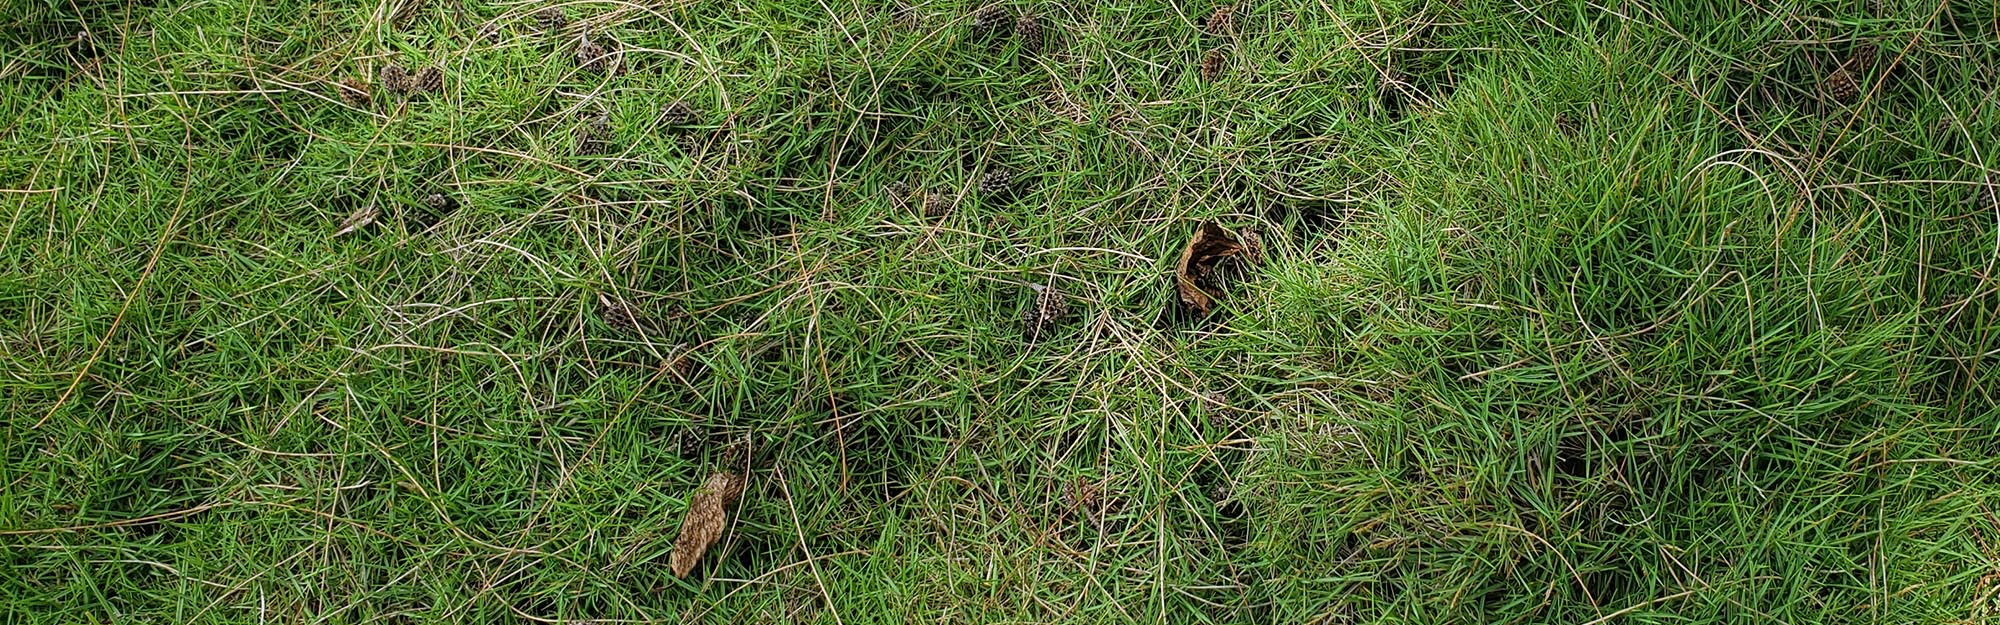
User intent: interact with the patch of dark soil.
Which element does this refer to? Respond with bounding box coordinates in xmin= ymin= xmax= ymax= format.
xmin=829 ymin=411 xmax=939 ymax=504
xmin=403 ymin=191 xmax=454 ymax=233
xmin=1263 ymin=199 xmax=1344 ymax=246
xmin=1375 ymin=19 xmax=1462 ymax=122
xmin=1195 ymin=464 xmax=1250 ymax=551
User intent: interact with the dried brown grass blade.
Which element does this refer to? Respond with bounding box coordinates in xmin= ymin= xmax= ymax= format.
xmin=333 ymin=202 xmax=379 ymax=237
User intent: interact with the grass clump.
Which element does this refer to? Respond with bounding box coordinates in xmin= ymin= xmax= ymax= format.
xmin=2 ymin=0 xmax=1996 ymax=623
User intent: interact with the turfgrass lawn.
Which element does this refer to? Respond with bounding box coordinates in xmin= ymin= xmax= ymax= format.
xmin=4 ymin=0 xmax=1999 ymax=622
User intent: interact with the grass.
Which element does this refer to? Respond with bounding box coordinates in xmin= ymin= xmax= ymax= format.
xmin=3 ymin=0 xmax=1998 ymax=622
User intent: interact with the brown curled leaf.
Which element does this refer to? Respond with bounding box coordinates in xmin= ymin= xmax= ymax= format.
xmin=1175 ymin=221 xmax=1243 ymax=315
xmin=670 ymin=472 xmax=746 ymax=578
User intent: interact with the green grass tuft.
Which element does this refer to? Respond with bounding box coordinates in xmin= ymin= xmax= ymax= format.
xmin=3 ymin=0 xmax=1997 ymax=622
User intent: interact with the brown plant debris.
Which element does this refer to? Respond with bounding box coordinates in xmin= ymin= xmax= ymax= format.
xmin=923 ymin=192 xmax=952 ymax=218
xmin=1823 ymin=48 xmax=1875 ymax=104
xmin=411 ymin=65 xmax=442 ymax=93
xmin=1200 ymin=48 xmax=1226 ymax=81
xmin=670 ymin=472 xmax=747 ymax=578
xmin=974 ymin=5 xmax=1011 ymax=34
xmin=1824 ymin=67 xmax=1858 ymax=103
xmin=379 ymin=64 xmax=413 ymax=93
xmin=978 ymin=167 xmax=1014 ymax=195
xmin=1240 ymin=227 xmax=1265 ymax=265
xmin=577 ymin=34 xmax=615 ymax=73
xmin=576 ymin=112 xmax=611 ymax=155
xmin=1022 ymin=283 xmax=1069 ymax=340
xmin=537 ymin=7 xmax=569 ymax=32
xmin=333 ymin=202 xmax=380 ymax=237
xmin=1976 ymin=571 xmax=2000 ymax=621
xmin=1014 ymin=13 xmax=1043 ymax=52
xmin=598 ymin=292 xmax=643 ymax=332
xmin=715 ymin=436 xmax=751 ymax=470
xmin=1204 ymin=5 xmax=1236 ymax=36
xmin=885 ymin=181 xmax=915 ymax=209
xmin=68 ymin=30 xmax=96 ymax=61
xmin=336 ymin=78 xmax=371 ymax=107
xmin=891 ymin=2 xmax=919 ymax=27
xmin=1175 ymin=221 xmax=1244 ymax=315
xmin=1062 ymin=477 xmax=1102 ymax=513
xmin=660 ymin=100 xmax=696 ymax=127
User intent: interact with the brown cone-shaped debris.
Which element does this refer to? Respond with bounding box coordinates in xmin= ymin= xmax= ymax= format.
xmin=923 ymin=193 xmax=952 ymax=218
xmin=670 ymin=472 xmax=746 ymax=578
xmin=885 ymin=181 xmax=914 ymax=209
xmin=1204 ymin=5 xmax=1235 ymax=36
xmin=577 ymin=34 xmax=615 ymax=73
xmin=380 ymin=64 xmax=413 ymax=93
xmin=974 ymin=5 xmax=1011 ymax=32
xmin=538 ymin=7 xmax=569 ymax=31
xmin=1014 ymin=14 xmax=1043 ymax=52
xmin=1823 ymin=46 xmax=1879 ymax=104
xmin=576 ymin=112 xmax=611 ymax=156
xmin=1200 ymin=49 xmax=1226 ymax=81
xmin=661 ymin=100 xmax=696 ymax=126
xmin=337 ymin=78 xmax=371 ymax=107
xmin=411 ymin=66 xmax=442 ymax=93
xmin=1240 ymin=227 xmax=1265 ymax=266
xmin=978 ymin=168 xmax=1013 ymax=195
xmin=598 ymin=291 xmax=643 ymax=332
xmin=1022 ymin=283 xmax=1069 ymax=340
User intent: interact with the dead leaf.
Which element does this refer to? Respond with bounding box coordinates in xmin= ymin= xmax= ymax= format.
xmin=670 ymin=472 xmax=745 ymax=578
xmin=333 ymin=202 xmax=379 ymax=237
xmin=1175 ymin=221 xmax=1243 ymax=315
